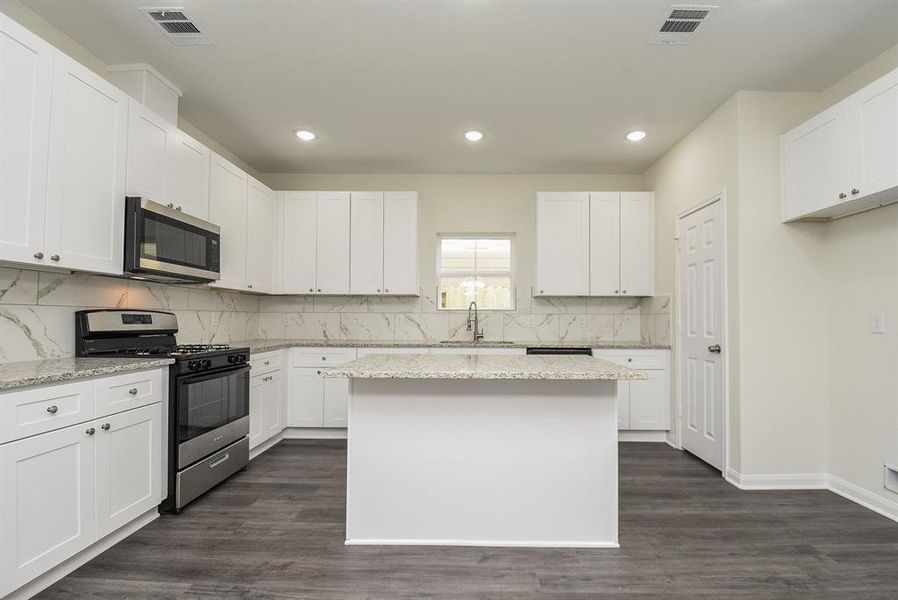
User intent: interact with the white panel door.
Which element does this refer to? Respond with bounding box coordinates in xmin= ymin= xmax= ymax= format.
xmin=248 ymin=374 xmax=265 ymax=449
xmin=383 ymin=192 xmax=418 ymax=295
xmin=848 ymin=69 xmax=898 ymax=200
xmin=628 ymin=371 xmax=669 ymax=430
xmin=125 ymin=99 xmax=176 ymax=202
xmin=209 ymin=152 xmax=248 ymax=290
xmin=588 ymin=192 xmax=620 ymax=295
xmin=678 ymin=200 xmax=724 ymax=470
xmin=781 ymin=102 xmax=850 ymax=221
xmin=281 ymin=192 xmax=318 ymax=294
xmin=323 ymin=376 xmax=350 ymax=428
xmin=167 ymin=129 xmax=210 ymax=219
xmin=95 ymin=403 xmax=161 ymax=538
xmin=288 ymin=367 xmax=324 ymax=427
xmin=619 ymin=192 xmax=654 ymax=296
xmin=535 ymin=192 xmax=590 ymax=296
xmin=45 ymin=52 xmax=129 ymax=275
xmin=350 ymin=192 xmax=384 ymax=295
xmin=0 ymin=13 xmax=53 ymax=266
xmin=316 ymin=192 xmax=351 ymax=294
xmin=263 ymin=371 xmax=284 ymax=438
xmin=246 ymin=177 xmax=275 ymax=293
xmin=0 ymin=423 xmax=95 ymax=597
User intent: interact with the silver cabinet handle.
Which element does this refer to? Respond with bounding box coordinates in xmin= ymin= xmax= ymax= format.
xmin=176 ymin=206 xmax=182 ymax=211
xmin=377 ymin=289 xmax=381 ymax=293
xmin=167 ymin=203 xmax=175 ymax=208
xmin=46 ymin=405 xmax=58 ymax=414
xmin=627 ymin=358 xmax=632 ymax=363
xmin=128 ymin=388 xmax=138 ymax=395
xmin=839 ymin=193 xmax=847 ymax=199
xmin=708 ymin=344 xmax=722 ymax=354
xmin=384 ymin=289 xmax=389 ymax=293
xmin=263 ymin=361 xmax=270 ymax=365
xmin=247 ymin=284 xmax=253 ymax=289
xmin=317 ymin=288 xmax=322 ymax=293
xmin=317 ymin=370 xmax=322 ymax=375
xmin=101 ymin=423 xmax=111 ymax=431
xmin=33 ymin=251 xmax=44 ymax=259
xmin=50 ymin=254 xmax=60 ymax=262
xmin=321 ymin=356 xmax=327 ymax=361
xmin=209 ymin=453 xmax=230 ymax=469
xmin=85 ymin=427 xmax=96 ymax=436
xmin=851 ymin=188 xmax=860 ymax=195
xmin=622 ymin=290 xmax=627 ymax=294
xmin=540 ymin=289 xmax=544 ymax=294
xmin=614 ymin=290 xmax=619 ymax=294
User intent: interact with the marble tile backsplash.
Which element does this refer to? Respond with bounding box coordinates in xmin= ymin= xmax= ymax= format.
xmin=0 ymin=267 xmax=258 ymax=363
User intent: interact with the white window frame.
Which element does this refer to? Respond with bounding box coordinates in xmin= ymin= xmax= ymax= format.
xmin=435 ymin=233 xmax=517 ymax=311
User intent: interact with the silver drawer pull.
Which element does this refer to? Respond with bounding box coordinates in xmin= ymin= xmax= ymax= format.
xmin=101 ymin=423 xmax=111 ymax=431
xmin=322 ymin=356 xmax=327 ymax=361
xmin=263 ymin=361 xmax=270 ymax=365
xmin=85 ymin=427 xmax=96 ymax=436
xmin=46 ymin=405 xmax=59 ymax=414
xmin=128 ymin=388 xmax=138 ymax=395
xmin=50 ymin=254 xmax=60 ymax=262
xmin=209 ymin=454 xmax=230 ymax=469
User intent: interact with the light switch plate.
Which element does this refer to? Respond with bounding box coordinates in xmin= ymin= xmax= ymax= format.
xmin=871 ymin=311 xmax=886 ymax=334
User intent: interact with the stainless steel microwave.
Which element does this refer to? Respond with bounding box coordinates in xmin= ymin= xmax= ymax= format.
xmin=124 ymin=197 xmax=221 ymax=283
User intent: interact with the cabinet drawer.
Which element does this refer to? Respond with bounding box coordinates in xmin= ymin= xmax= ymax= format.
xmin=250 ymin=351 xmax=281 ymax=374
xmin=592 ymin=349 xmax=669 ymax=370
xmin=0 ymin=380 xmax=96 ymax=444
xmin=95 ymin=369 xmax=163 ymax=417
xmin=291 ymin=348 xmax=357 ymax=367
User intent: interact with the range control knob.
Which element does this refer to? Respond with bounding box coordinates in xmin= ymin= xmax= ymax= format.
xmin=228 ymin=355 xmax=237 ymax=364
xmin=188 ymin=360 xmax=198 ymax=370
xmin=202 ymin=359 xmax=212 ymax=369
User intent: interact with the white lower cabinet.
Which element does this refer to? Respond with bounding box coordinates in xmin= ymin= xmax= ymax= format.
xmin=0 ymin=371 xmax=164 ymax=598
xmin=592 ymin=349 xmax=670 ymax=431
xmin=249 ymin=370 xmax=284 ymax=450
xmin=287 ymin=348 xmax=357 ymax=428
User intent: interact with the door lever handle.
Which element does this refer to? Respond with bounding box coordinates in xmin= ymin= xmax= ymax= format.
xmin=708 ymin=344 xmax=722 ymax=354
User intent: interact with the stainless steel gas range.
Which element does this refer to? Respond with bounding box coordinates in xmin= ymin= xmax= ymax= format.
xmin=76 ymin=309 xmax=250 ymax=513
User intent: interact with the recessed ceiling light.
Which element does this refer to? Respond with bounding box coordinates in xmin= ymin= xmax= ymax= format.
xmin=626 ymin=130 xmax=647 ymax=142
xmin=464 ymin=130 xmax=484 ymax=142
xmin=295 ymin=129 xmax=316 ymax=141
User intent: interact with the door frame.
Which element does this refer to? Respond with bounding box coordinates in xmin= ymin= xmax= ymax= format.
xmin=673 ymin=192 xmax=730 ymax=477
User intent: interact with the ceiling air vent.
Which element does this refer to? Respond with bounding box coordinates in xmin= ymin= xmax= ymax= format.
xmin=140 ymin=7 xmax=214 ymax=46
xmin=650 ymin=5 xmax=717 ymax=45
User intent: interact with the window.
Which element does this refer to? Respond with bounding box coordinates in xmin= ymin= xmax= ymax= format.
xmin=437 ymin=235 xmax=515 ymax=310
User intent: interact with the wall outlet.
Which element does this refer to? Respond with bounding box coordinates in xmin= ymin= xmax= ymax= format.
xmin=885 ymin=464 xmax=898 ymax=494
xmin=871 ymin=311 xmax=886 ymax=334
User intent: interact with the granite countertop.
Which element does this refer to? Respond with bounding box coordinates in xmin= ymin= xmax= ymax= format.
xmin=324 ymin=353 xmax=647 ymax=380
xmin=0 ymin=357 xmax=175 ymax=391
xmin=233 ymin=339 xmax=670 ymax=354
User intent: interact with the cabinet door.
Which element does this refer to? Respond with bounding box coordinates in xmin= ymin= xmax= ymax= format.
xmin=45 ymin=52 xmax=129 ymax=275
xmin=168 ymin=129 xmax=210 ymax=220
xmin=246 ymin=177 xmax=275 ymax=293
xmin=781 ymin=102 xmax=851 ymax=221
xmin=350 ymin=192 xmax=384 ymax=294
xmin=288 ymin=367 xmax=324 ymax=427
xmin=848 ymin=69 xmax=898 ymax=200
xmin=248 ymin=374 xmax=265 ymax=449
xmin=209 ymin=152 xmax=248 ymax=290
xmin=262 ymin=371 xmax=284 ymax=439
xmin=0 ymin=423 xmax=95 ymax=596
xmin=535 ymin=192 xmax=590 ymax=296
xmin=0 ymin=13 xmax=53 ymax=266
xmin=95 ymin=403 xmax=161 ymax=538
xmin=619 ymin=192 xmax=653 ymax=296
xmin=323 ymin=376 xmax=349 ymax=428
xmin=588 ymin=192 xmax=620 ymax=295
xmin=383 ymin=192 xmax=418 ymax=295
xmin=628 ymin=370 xmax=670 ymax=430
xmin=125 ymin=99 xmax=176 ymax=202
xmin=616 ymin=381 xmax=630 ymax=429
xmin=316 ymin=192 xmax=351 ymax=294
xmin=281 ymin=192 xmax=318 ymax=294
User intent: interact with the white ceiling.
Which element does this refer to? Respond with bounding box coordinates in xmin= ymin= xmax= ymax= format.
xmin=21 ymin=0 xmax=898 ymax=174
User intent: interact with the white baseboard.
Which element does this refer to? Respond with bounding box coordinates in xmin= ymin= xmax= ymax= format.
xmin=828 ymin=474 xmax=898 ymax=523
xmin=283 ymin=427 xmax=347 ymax=440
xmin=249 ymin=431 xmax=284 ymax=460
xmin=619 ymin=430 xmax=669 ymax=442
xmin=6 ymin=509 xmax=158 ymax=600
xmin=345 ymin=538 xmax=619 ymax=548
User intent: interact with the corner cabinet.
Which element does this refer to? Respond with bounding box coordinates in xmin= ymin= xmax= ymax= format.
xmin=245 ymin=177 xmax=276 ymax=293
xmin=782 ymin=66 xmax=898 ymax=221
xmin=536 ymin=191 xmax=654 ymax=297
xmin=592 ymin=349 xmax=670 ymax=431
xmin=287 ymin=348 xmax=356 ymax=428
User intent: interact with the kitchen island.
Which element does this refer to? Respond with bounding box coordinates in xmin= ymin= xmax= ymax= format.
xmin=326 ymin=353 xmax=645 ymax=548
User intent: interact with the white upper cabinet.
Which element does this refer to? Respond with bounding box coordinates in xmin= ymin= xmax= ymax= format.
xmin=383 ymin=191 xmax=418 ymax=295
xmin=350 ymin=192 xmax=385 ymax=295
xmin=619 ymin=192 xmax=654 ymax=296
xmin=167 ymin=129 xmax=210 ymax=220
xmin=280 ymin=192 xmax=318 ymax=294
xmin=588 ymin=192 xmax=621 ymax=295
xmin=782 ymin=66 xmax=898 ymax=221
xmin=0 ymin=14 xmax=53 ymax=267
xmin=125 ymin=99 xmax=176 ymax=202
xmin=246 ymin=176 xmax=275 ymax=293
xmin=209 ymin=152 xmax=248 ymax=290
xmin=45 ymin=52 xmax=129 ymax=275
xmin=535 ymin=192 xmax=590 ymax=296
xmin=316 ymin=192 xmax=351 ymax=294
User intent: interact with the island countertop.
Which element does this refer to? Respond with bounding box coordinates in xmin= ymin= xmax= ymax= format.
xmin=324 ymin=353 xmax=647 ymax=380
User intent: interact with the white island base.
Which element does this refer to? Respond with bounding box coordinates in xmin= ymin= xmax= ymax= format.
xmin=345 ymin=378 xmax=619 ymax=548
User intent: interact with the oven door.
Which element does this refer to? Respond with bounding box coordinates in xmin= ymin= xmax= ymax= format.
xmin=176 ymin=365 xmax=250 ymax=469
xmin=125 ymin=197 xmax=221 ymax=282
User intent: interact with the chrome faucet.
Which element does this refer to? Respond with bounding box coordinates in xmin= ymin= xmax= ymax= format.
xmin=466 ymin=301 xmax=484 ymax=342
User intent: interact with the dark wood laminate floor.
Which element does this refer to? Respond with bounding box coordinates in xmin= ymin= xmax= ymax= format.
xmin=37 ymin=441 xmax=898 ymax=599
